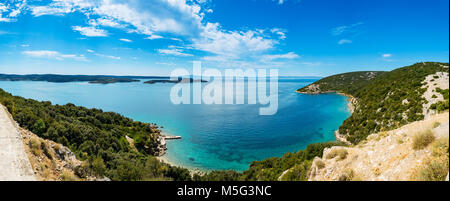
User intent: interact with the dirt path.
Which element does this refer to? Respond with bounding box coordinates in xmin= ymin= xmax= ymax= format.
xmin=0 ymin=105 xmax=36 ymax=181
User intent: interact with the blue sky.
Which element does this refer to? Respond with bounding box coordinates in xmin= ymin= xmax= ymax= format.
xmin=0 ymin=0 xmax=448 ymax=76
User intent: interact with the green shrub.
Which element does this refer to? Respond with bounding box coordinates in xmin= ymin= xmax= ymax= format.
xmin=281 ymin=162 xmax=311 ymax=181
xmin=90 ymin=156 xmax=107 ymax=176
xmin=432 ymin=122 xmax=441 ymax=128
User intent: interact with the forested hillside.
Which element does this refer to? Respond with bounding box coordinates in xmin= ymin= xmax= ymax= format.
xmin=298 ymin=62 xmax=450 ymax=144
xmin=0 ymin=89 xmax=191 ymax=181
xmin=297 ymin=71 xmax=385 ymax=95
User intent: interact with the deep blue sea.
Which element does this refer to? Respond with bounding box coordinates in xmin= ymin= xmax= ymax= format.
xmin=0 ymin=78 xmax=350 ymax=171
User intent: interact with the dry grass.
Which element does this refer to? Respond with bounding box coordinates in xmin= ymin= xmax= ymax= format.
xmin=412 ymin=129 xmax=436 ymax=150
xmin=432 ymin=138 xmax=449 ymax=157
xmin=40 ymin=140 xmax=53 ymax=159
xmin=315 ymin=159 xmax=325 ymax=169
xmin=337 ymin=149 xmax=348 ymax=161
xmin=326 ymin=148 xmax=349 ymax=161
xmin=29 ymin=137 xmax=42 ymax=156
xmin=338 ymin=169 xmax=355 ymax=181
xmin=378 ymin=131 xmax=389 ymax=139
xmin=412 ymin=156 xmax=449 ymax=181
xmin=61 ymin=170 xmax=79 ymax=181
xmin=21 ymin=128 xmax=85 ymax=181
xmin=412 ymin=138 xmax=449 ymax=181
xmin=432 ymin=122 xmax=441 ymax=128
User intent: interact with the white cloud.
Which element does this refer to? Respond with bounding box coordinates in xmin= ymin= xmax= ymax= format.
xmin=193 ymin=23 xmax=276 ymax=60
xmin=273 ymin=0 xmax=301 ymax=5
xmin=119 ymin=38 xmax=132 ymax=42
xmin=101 ymin=55 xmax=120 ymax=60
xmin=95 ymin=53 xmax=121 ymax=60
xmin=0 ymin=2 xmax=13 ymax=22
xmin=30 ymin=0 xmax=93 ymax=17
xmin=22 ymin=50 xmax=87 ymax=61
xmin=92 ymin=0 xmax=204 ymax=37
xmin=261 ymin=52 xmax=299 ymax=61
xmin=170 ymin=37 xmax=182 ymax=42
xmin=158 ymin=49 xmax=192 ymax=57
xmin=13 ymin=0 xmax=289 ymax=65
xmin=381 ymin=54 xmax=393 ymax=62
xmin=331 ymin=22 xmax=364 ymax=36
xmin=72 ymin=26 xmax=108 ymax=37
xmin=271 ymin=28 xmax=287 ymax=40
xmin=338 ymin=39 xmax=352 ymax=45
xmin=89 ymin=17 xmax=125 ymax=28
xmin=145 ymin=35 xmax=164 ymax=40
xmin=86 ymin=49 xmax=121 ymax=60
xmin=158 ymin=48 xmax=192 ymax=57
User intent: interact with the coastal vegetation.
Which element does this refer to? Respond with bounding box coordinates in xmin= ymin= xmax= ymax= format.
xmin=194 ymin=141 xmax=346 ymax=181
xmin=0 ymin=88 xmax=190 ymax=181
xmin=297 ymin=71 xmax=385 ymax=95
xmin=298 ymin=62 xmax=449 ymax=144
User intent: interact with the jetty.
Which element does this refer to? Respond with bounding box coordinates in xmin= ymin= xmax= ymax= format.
xmin=163 ymin=135 xmax=182 ymax=140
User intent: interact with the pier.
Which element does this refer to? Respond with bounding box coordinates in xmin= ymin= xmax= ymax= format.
xmin=163 ymin=135 xmax=182 ymax=140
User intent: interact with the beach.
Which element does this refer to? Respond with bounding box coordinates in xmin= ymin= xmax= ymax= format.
xmin=157 ymin=154 xmax=207 ymax=176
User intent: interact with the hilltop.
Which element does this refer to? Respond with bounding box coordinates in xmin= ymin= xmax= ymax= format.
xmin=298 ymin=62 xmax=449 ymax=144
xmin=297 ymin=71 xmax=385 ymax=95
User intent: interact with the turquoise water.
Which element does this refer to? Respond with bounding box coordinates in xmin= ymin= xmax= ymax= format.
xmin=0 ymin=78 xmax=350 ymax=171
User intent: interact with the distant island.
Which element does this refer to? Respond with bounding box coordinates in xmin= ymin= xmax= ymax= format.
xmin=0 ymin=74 xmax=211 ymax=85
xmin=0 ymin=74 xmax=170 ymax=84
